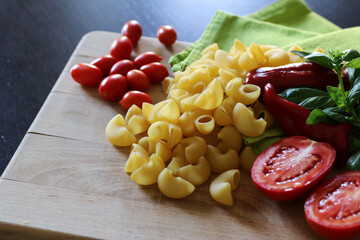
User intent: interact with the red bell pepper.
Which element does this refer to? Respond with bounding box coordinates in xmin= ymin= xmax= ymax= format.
xmin=245 ymin=62 xmax=339 ymax=94
xmin=263 ymin=83 xmax=351 ymax=167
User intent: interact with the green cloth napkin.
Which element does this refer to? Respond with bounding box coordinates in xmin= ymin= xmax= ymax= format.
xmin=169 ymin=0 xmax=352 ymax=72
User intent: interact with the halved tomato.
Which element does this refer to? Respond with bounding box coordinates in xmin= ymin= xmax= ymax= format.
xmin=251 ymin=136 xmax=335 ymax=202
xmin=304 ymin=171 xmax=360 ymax=240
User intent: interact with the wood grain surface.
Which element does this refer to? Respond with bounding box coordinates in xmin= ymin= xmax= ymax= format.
xmin=0 ymin=31 xmax=324 ymax=240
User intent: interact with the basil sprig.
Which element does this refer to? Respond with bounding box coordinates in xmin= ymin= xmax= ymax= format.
xmin=281 ymin=49 xmax=360 ymax=170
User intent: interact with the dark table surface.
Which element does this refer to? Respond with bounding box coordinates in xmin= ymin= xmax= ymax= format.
xmin=1 ymin=0 xmax=360 ymax=174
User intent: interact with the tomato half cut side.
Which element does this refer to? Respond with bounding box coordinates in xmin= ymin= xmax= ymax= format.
xmin=305 ymin=171 xmax=360 ymax=240
xmin=251 ymin=136 xmax=335 ymax=202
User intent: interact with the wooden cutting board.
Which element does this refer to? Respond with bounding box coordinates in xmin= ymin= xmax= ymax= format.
xmin=0 ymin=31 xmax=321 ymax=240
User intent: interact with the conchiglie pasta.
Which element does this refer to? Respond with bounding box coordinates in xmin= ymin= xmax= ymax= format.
xmin=252 ymin=101 xmax=275 ymax=129
xmin=201 ymin=43 xmax=219 ymax=60
xmin=217 ymin=126 xmax=242 ymax=153
xmin=125 ymin=105 xmax=150 ymax=135
xmin=142 ymin=99 xmax=180 ymax=124
xmin=264 ymin=48 xmax=290 ymax=67
xmin=194 ymin=78 xmax=223 ymax=110
xmin=206 ymin=145 xmax=240 ymax=174
xmin=176 ymin=156 xmax=211 ymax=186
xmin=239 ymin=146 xmax=258 ymax=173
xmin=105 ymin=114 xmax=136 ymax=147
xmin=180 ymin=136 xmax=207 ymax=164
xmin=210 ymin=169 xmax=240 ymax=206
xmin=130 ymin=154 xmax=165 ymax=185
xmin=158 ymin=168 xmax=195 ymax=199
xmin=229 ymin=39 xmax=247 ymax=56
xmin=147 ymin=121 xmax=182 ymax=149
xmin=232 ymin=102 xmax=267 ymax=137
xmin=137 ymin=136 xmax=171 ymax=162
xmin=125 ymin=144 xmax=149 ymax=173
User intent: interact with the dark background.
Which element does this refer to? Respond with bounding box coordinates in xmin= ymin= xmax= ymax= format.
xmin=1 ymin=0 xmax=359 ymax=174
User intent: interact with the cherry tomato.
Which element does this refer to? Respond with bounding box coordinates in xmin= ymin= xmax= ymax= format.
xmin=110 ymin=59 xmax=134 ymax=76
xmin=251 ymin=136 xmax=335 ymax=202
xmin=110 ymin=36 xmax=133 ymax=60
xmin=121 ymin=20 xmax=142 ymax=46
xmin=133 ymin=51 xmax=163 ymax=69
xmin=70 ymin=63 xmax=103 ymax=87
xmin=98 ymin=74 xmax=127 ymax=101
xmin=119 ymin=90 xmax=152 ymax=111
xmin=90 ymin=55 xmax=118 ymax=77
xmin=126 ymin=69 xmax=150 ymax=91
xmin=157 ymin=25 xmax=177 ymax=46
xmin=140 ymin=62 xmax=169 ymax=83
xmin=305 ymin=171 xmax=360 ymax=240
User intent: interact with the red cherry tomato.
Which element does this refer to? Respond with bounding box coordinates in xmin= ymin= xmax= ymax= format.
xmin=133 ymin=51 xmax=163 ymax=69
xmin=90 ymin=55 xmax=118 ymax=77
xmin=305 ymin=171 xmax=360 ymax=240
xmin=110 ymin=36 xmax=133 ymax=60
xmin=98 ymin=74 xmax=127 ymax=101
xmin=126 ymin=69 xmax=150 ymax=91
xmin=140 ymin=62 xmax=169 ymax=83
xmin=119 ymin=90 xmax=152 ymax=111
xmin=70 ymin=63 xmax=103 ymax=87
xmin=157 ymin=25 xmax=177 ymax=46
xmin=121 ymin=20 xmax=142 ymax=46
xmin=110 ymin=59 xmax=134 ymax=76
xmin=251 ymin=136 xmax=335 ymax=202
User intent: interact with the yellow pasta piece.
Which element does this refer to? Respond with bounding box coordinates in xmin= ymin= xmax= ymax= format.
xmin=138 ymin=136 xmax=171 ymax=162
xmin=130 ymin=154 xmax=165 ymax=185
xmin=194 ymin=78 xmax=223 ymax=110
xmin=177 ymin=68 xmax=211 ymax=93
xmin=206 ymin=145 xmax=240 ymax=174
xmin=168 ymin=89 xmax=190 ymax=107
xmin=163 ymin=77 xmax=176 ymax=94
xmin=167 ymin=144 xmax=188 ymax=173
xmin=229 ymin=39 xmax=247 ymax=56
xmin=157 ymin=168 xmax=195 ymax=199
xmin=264 ymin=48 xmax=290 ymax=67
xmin=232 ymin=103 xmax=267 ymax=137
xmin=235 ymin=84 xmax=261 ymax=105
xmin=125 ymin=144 xmax=149 ymax=173
xmin=201 ymin=43 xmax=220 ymax=57
xmin=209 ymin=169 xmax=240 ymax=206
xmin=147 ymin=121 xmax=182 ymax=149
xmin=201 ymin=59 xmax=220 ymax=77
xmin=174 ymin=71 xmax=187 ymax=83
xmin=238 ymin=42 xmax=265 ymax=74
xmin=194 ymin=115 xmax=215 ymax=135
xmin=179 ymin=93 xmax=201 ymax=113
xmin=214 ymin=49 xmax=240 ymax=69
xmin=239 ymin=146 xmax=258 ymax=173
xmin=177 ymin=112 xmax=197 ymax=137
xmin=252 ymin=101 xmax=275 ymax=129
xmin=288 ymin=44 xmax=304 ymax=63
xmin=176 ymin=156 xmax=211 ymax=186
xmin=225 ymin=77 xmax=243 ymax=98
xmin=142 ymin=99 xmax=180 ymax=124
xmin=218 ymin=68 xmax=236 ymax=90
xmin=125 ymin=105 xmax=150 ymax=135
xmin=194 ymin=124 xmax=221 ymax=146
xmin=180 ymin=136 xmax=207 ymax=164
xmin=217 ymin=126 xmax=242 ymax=153
xmin=260 ymin=44 xmax=278 ymax=53
xmin=213 ymin=96 xmax=237 ymax=126
xmin=105 ymin=114 xmax=136 ymax=147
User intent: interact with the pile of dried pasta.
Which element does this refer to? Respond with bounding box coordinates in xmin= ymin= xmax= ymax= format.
xmin=105 ymin=39 xmax=323 ymax=206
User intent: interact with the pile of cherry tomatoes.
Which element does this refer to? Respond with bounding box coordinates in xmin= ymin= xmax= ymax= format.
xmin=70 ymin=20 xmax=177 ymax=110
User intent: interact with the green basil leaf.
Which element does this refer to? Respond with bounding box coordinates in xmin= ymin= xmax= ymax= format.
xmin=342 ymin=49 xmax=360 ymax=61
xmin=348 ymin=81 xmax=360 ymax=108
xmin=346 ymin=57 xmax=360 ymax=68
xmin=304 ymin=52 xmax=334 ymax=69
xmin=345 ymin=151 xmax=360 ymax=171
xmin=327 ymin=86 xmax=346 ymax=107
xmin=323 ymin=107 xmax=348 ymax=123
xmin=306 ymin=109 xmax=332 ymax=124
xmin=290 ymin=50 xmax=311 ymax=58
xmin=299 ymin=96 xmax=333 ymax=110
xmin=242 ymin=125 xmax=284 ymax=146
xmin=280 ymin=87 xmax=330 ymax=103
xmin=346 ymin=68 xmax=360 ymax=87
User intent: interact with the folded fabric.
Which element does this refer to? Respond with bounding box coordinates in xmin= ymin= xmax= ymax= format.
xmin=169 ymin=0 xmax=343 ymax=72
